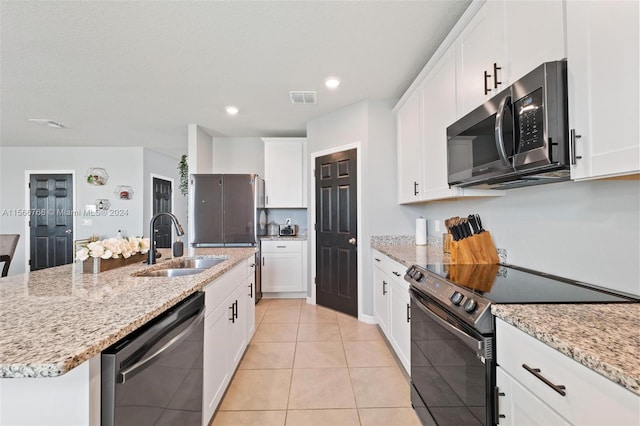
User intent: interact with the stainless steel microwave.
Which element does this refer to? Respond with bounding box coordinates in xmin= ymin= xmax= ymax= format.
xmin=447 ymin=60 xmax=570 ymax=189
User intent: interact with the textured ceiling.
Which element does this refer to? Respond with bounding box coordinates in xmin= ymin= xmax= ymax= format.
xmin=1 ymin=1 xmax=470 ymax=159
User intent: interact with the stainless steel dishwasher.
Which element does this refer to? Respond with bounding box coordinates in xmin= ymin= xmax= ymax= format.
xmin=101 ymin=291 xmax=205 ymax=426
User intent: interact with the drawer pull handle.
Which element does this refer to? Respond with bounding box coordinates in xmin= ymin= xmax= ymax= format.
xmin=374 ymin=258 xmax=381 ymax=262
xmin=276 ymin=245 xmax=286 ymax=248
xmin=522 ymin=364 xmax=566 ymax=396
xmin=392 ymin=271 xmax=402 ymax=277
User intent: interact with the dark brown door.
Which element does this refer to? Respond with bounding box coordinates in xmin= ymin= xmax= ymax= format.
xmin=315 ymin=149 xmax=358 ymax=317
xmin=153 ymin=177 xmax=173 ymax=248
xmin=29 ymin=174 xmax=73 ymax=270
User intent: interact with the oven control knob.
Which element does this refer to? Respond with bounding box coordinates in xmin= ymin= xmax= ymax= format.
xmin=412 ymin=270 xmax=423 ymax=281
xmin=450 ymin=291 xmax=464 ymax=305
xmin=463 ymin=298 xmax=477 ymax=313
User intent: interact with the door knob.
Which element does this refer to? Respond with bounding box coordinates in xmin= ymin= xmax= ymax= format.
xmin=65 ymin=229 xmax=72 ymax=234
xmin=348 ymin=237 xmax=357 ymax=245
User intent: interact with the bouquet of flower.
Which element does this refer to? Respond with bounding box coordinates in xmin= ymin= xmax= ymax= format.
xmin=76 ymin=237 xmax=150 ymax=261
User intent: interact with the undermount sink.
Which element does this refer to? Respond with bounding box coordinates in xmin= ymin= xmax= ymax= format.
xmin=137 ymin=268 xmax=206 ymax=278
xmin=172 ymin=257 xmax=227 ymax=269
xmin=135 ymin=256 xmax=228 ymax=277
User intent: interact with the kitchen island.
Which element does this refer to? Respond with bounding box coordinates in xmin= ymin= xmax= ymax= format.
xmin=0 ymin=247 xmax=255 ymax=425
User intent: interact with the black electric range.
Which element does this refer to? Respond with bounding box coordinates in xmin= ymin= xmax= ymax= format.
xmin=406 ymin=263 xmax=638 ymax=334
xmin=405 ymin=263 xmax=638 ymax=426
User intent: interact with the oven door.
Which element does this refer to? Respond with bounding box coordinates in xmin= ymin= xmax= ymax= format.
xmin=410 ymin=289 xmax=493 ymax=426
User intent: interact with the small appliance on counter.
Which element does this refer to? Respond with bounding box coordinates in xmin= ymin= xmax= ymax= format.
xmin=267 ymin=222 xmax=280 ymax=236
xmin=279 ymin=218 xmax=298 ymax=236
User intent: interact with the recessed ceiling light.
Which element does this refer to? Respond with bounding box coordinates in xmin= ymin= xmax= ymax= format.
xmin=324 ymin=77 xmax=341 ymax=90
xmin=27 ymin=118 xmax=69 ymax=129
xmin=225 ymin=106 xmax=239 ymax=115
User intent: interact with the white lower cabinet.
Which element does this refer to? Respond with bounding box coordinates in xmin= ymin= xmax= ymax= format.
xmin=372 ymin=249 xmax=410 ymax=374
xmin=373 ymin=257 xmax=390 ymax=335
xmin=261 ymin=240 xmax=307 ymax=293
xmin=497 ymin=366 xmax=569 ymax=426
xmin=202 ymin=255 xmax=255 ymax=425
xmin=388 ymin=276 xmax=411 ymax=373
xmin=496 ymin=318 xmax=640 ymax=426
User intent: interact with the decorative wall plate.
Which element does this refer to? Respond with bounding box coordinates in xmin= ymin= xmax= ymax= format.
xmin=114 ymin=186 xmax=134 ymax=200
xmin=86 ymin=168 xmax=109 ymax=186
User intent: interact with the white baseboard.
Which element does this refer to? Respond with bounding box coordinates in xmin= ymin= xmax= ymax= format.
xmin=358 ymin=313 xmax=377 ymax=324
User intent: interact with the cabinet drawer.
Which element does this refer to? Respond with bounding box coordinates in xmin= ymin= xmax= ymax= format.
xmin=496 ymin=319 xmax=639 ymax=425
xmin=204 ymin=262 xmax=246 ymax=314
xmin=261 ymin=240 xmax=301 ymax=253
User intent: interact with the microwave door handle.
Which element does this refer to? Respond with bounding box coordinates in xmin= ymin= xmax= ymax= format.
xmin=495 ymin=95 xmax=512 ymax=167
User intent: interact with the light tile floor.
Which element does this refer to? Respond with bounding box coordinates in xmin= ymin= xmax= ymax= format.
xmin=211 ymin=298 xmax=422 ymax=426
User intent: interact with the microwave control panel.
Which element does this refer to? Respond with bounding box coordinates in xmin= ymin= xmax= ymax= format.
xmin=515 ymin=87 xmax=544 ymax=153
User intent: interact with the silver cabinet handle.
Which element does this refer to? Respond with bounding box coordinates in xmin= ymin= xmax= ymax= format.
xmin=522 ymin=364 xmax=566 ymax=396
xmin=382 ymin=280 xmax=387 ymax=295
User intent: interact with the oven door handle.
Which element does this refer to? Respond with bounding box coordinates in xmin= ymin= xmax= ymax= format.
xmin=410 ymin=292 xmax=489 ymax=361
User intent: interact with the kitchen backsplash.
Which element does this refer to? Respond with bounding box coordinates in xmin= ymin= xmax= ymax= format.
xmin=266 ymin=209 xmax=307 ymax=228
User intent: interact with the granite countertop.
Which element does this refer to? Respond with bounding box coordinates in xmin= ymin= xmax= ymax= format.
xmin=371 ymin=235 xmax=450 ymax=266
xmin=371 ymin=236 xmax=640 ymax=396
xmin=0 ymin=247 xmax=255 ymax=379
xmin=493 ymin=304 xmax=640 ymax=396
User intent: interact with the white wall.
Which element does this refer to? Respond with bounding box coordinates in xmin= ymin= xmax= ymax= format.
xmin=420 ymin=179 xmax=640 ymax=296
xmin=142 ymin=148 xmax=189 ymax=244
xmin=306 ymin=99 xmax=423 ymax=317
xmin=212 ymin=137 xmax=265 ymax=176
xmin=0 ymin=147 xmax=145 ymax=275
xmin=187 ymin=124 xmax=213 ymax=174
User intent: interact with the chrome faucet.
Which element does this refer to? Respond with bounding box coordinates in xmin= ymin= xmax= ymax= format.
xmin=148 ymin=212 xmax=185 ymax=264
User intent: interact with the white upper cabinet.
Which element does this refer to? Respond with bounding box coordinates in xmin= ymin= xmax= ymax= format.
xmin=456 ymin=0 xmax=565 ymax=118
xmin=567 ymin=0 xmax=640 ymax=180
xmin=396 ymin=37 xmax=504 ymax=204
xmin=422 ymin=45 xmax=460 ymax=200
xmin=263 ymin=138 xmax=307 ymax=208
xmin=397 ymin=89 xmax=423 ymax=203
xmin=456 ymin=1 xmax=505 ymax=117
xmin=503 ymin=0 xmax=565 ymax=84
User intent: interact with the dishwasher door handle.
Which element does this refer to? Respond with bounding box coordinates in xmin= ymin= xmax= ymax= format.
xmin=118 ymin=306 xmax=205 ymax=383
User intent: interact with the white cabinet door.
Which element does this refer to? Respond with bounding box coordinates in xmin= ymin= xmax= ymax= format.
xmin=228 ymin=284 xmax=247 ymax=371
xmin=246 ymin=260 xmax=256 ymax=339
xmin=388 ymin=279 xmax=410 ymax=374
xmin=202 ymin=299 xmax=233 ymax=425
xmin=373 ymin=262 xmax=389 ymax=335
xmin=567 ymin=0 xmax=640 ymax=180
xmin=263 ymin=138 xmax=306 ymax=207
xmin=496 ymin=367 xmax=570 ymax=426
xmin=456 ymin=1 xmax=505 ymax=117
xmin=503 ymin=0 xmax=565 ymax=84
xmin=397 ymin=89 xmax=423 ymax=203
xmin=261 ymin=243 xmax=303 ymax=292
xmin=422 ymin=44 xmax=460 ymax=201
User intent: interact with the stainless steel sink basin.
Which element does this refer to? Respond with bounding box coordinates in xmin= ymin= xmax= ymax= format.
xmin=173 ymin=257 xmax=227 ymax=269
xmin=137 ymin=268 xmax=206 ymax=278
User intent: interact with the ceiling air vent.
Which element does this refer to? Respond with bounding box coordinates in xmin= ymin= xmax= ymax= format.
xmin=289 ymin=91 xmax=317 ymax=104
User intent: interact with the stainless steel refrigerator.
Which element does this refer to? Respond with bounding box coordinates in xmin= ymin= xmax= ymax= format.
xmin=191 ymin=174 xmax=266 ymax=301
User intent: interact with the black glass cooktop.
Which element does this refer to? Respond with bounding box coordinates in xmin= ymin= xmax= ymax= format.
xmin=421 ymin=263 xmax=639 ymax=304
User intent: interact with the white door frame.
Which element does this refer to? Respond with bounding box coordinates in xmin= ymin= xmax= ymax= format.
xmin=149 ymin=173 xmax=176 ymax=241
xmin=308 ymin=142 xmax=364 ymax=320
xmin=24 ymin=170 xmax=76 ymax=272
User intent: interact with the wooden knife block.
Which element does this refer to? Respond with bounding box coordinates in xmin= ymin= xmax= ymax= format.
xmin=449 ymin=231 xmax=500 ymax=264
